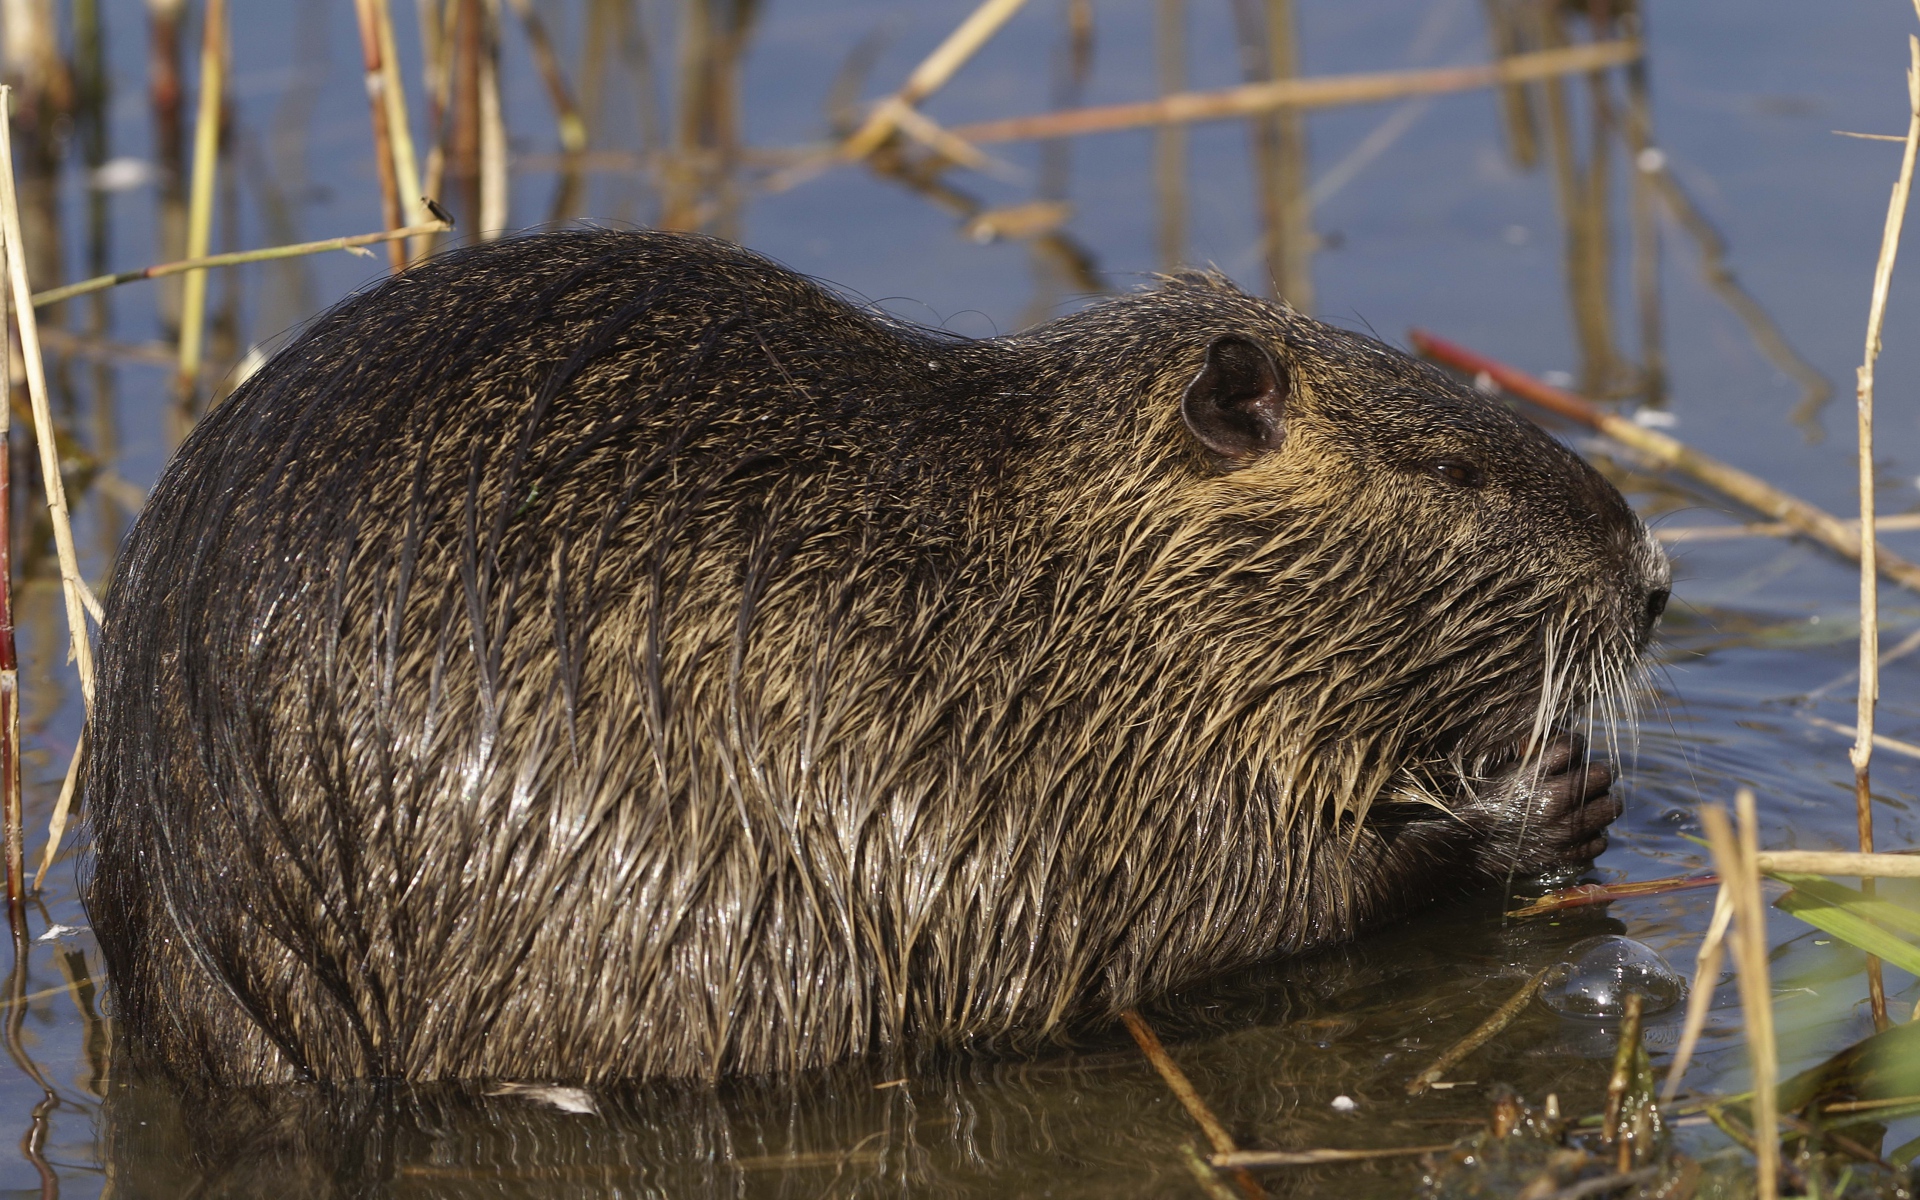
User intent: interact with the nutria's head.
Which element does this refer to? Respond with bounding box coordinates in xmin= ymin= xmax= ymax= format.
xmin=1020 ymin=272 xmax=1669 ymax=824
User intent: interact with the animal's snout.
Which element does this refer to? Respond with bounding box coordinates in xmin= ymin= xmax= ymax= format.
xmin=1640 ymin=586 xmax=1669 ymax=638
xmin=1634 ymin=532 xmax=1673 ymax=642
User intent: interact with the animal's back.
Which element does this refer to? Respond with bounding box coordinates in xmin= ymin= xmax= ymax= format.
xmin=87 ymin=231 xmax=1065 ymax=1083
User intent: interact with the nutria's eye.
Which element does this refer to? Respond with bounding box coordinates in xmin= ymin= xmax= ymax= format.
xmin=1432 ymin=459 xmax=1484 ymax=488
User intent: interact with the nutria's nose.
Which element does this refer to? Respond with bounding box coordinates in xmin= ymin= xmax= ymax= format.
xmin=1640 ymin=587 xmax=1669 ymax=637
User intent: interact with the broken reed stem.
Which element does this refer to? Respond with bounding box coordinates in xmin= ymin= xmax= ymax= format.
xmin=176 ymin=0 xmax=225 ymax=393
xmin=1701 ymin=795 xmax=1779 ymax=1200
xmin=29 ymin=221 xmax=453 ymax=309
xmin=1661 ymin=883 xmax=1733 ymax=1106
xmin=1119 ymin=1010 xmax=1264 ymax=1200
xmin=951 ymin=41 xmax=1638 ymax=144
xmin=32 ymin=732 xmax=80 ymax=892
xmin=354 ymin=0 xmax=408 ymax=270
xmin=1409 ymin=329 xmax=1920 ymax=597
xmin=1406 ymin=966 xmax=1551 ymax=1094
xmin=0 ymin=89 xmax=94 ymax=717
xmin=1853 ymin=29 xmax=1919 ymax=1035
xmin=372 ymin=0 xmax=429 ymax=263
xmin=842 ymin=0 xmax=1033 ymax=160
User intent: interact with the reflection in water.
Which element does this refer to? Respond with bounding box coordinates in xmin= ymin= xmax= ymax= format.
xmin=96 ymin=898 xmax=1647 ymax=1198
xmin=0 ymin=0 xmax=1902 ymax=1194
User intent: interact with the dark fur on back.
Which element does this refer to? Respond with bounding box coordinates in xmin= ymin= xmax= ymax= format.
xmin=84 ymin=229 xmax=1667 ymax=1085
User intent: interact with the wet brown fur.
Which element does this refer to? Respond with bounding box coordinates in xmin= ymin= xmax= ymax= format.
xmin=83 ymin=229 xmax=1667 ymax=1086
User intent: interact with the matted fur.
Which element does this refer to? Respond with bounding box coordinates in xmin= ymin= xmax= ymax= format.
xmin=83 ymin=229 xmax=1667 ymax=1086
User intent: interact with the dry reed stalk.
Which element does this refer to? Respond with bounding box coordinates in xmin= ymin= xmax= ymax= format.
xmin=371 ymin=0 xmax=430 ymax=263
xmin=1634 ymin=155 xmax=1831 ymax=426
xmin=1155 ymin=0 xmax=1187 ymax=268
xmin=1620 ymin=12 xmax=1663 ymax=404
xmin=1231 ymin=0 xmax=1312 ymax=309
xmin=1405 ymin=966 xmax=1550 ymax=1094
xmin=30 ymin=219 xmax=452 ymax=309
xmin=478 ymin=0 xmax=508 ymax=239
xmin=417 ymin=0 xmax=458 ymax=251
xmin=503 ymin=0 xmax=587 ymax=154
xmin=1533 ymin=5 xmax=1624 ymax=398
xmin=1754 ymin=850 xmax=1920 ymax=877
xmin=1481 ymin=0 xmax=1538 ymax=169
xmin=0 ymin=88 xmax=98 ymax=892
xmin=1851 ymin=28 xmax=1919 ymax=1034
xmin=0 ymin=89 xmax=94 ymax=712
xmin=1804 ymin=715 xmax=1920 ymax=763
xmin=1657 ymin=513 xmax=1920 ymax=543
xmin=147 ymin=0 xmax=189 ymax=331
xmin=1119 ymin=1010 xmax=1264 ymax=1200
xmin=1409 ymin=330 xmax=1920 ymax=597
xmin=176 ymin=0 xmax=225 ymax=393
xmin=354 ymin=0 xmax=408 ymax=270
xmin=1659 ymin=882 xmax=1734 ymax=1106
xmin=1262 ymin=0 xmax=1311 ymax=309
xmin=841 ymin=0 xmax=1033 ymax=161
xmin=0 ymin=209 xmax=15 ymax=921
xmin=952 ymin=40 xmax=1638 ymax=144
xmin=1701 ymin=794 xmax=1779 ymax=1198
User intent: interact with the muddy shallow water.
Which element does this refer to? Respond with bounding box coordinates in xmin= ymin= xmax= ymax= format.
xmin=5 ymin=0 xmax=1920 ymax=1195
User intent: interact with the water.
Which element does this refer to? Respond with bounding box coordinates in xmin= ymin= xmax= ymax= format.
xmin=6 ymin=0 xmax=1920 ymax=1194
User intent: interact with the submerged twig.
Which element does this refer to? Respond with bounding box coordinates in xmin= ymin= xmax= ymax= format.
xmin=1602 ymin=991 xmax=1645 ymax=1147
xmin=1409 ymin=330 xmax=1920 ymax=597
xmin=950 ymin=41 xmax=1639 ymax=144
xmin=1508 ymin=873 xmax=1719 ymax=918
xmin=1119 ymin=1010 xmax=1263 ymax=1199
xmin=1406 ymin=966 xmax=1550 ymax=1094
xmin=30 ymin=219 xmax=453 ymax=309
xmin=1212 ymin=1145 xmax=1449 ymax=1168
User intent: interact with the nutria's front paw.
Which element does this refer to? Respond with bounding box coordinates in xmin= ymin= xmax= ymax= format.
xmin=1463 ymin=732 xmax=1621 ymax=882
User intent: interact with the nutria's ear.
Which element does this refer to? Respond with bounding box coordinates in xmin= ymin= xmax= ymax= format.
xmin=1180 ymin=335 xmax=1289 ymax=463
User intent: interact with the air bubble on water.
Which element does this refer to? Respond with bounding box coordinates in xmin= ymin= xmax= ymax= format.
xmin=1538 ymin=935 xmax=1685 ymax=1020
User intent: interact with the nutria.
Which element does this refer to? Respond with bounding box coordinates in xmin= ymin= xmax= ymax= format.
xmin=84 ymin=228 xmax=1668 ymax=1087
